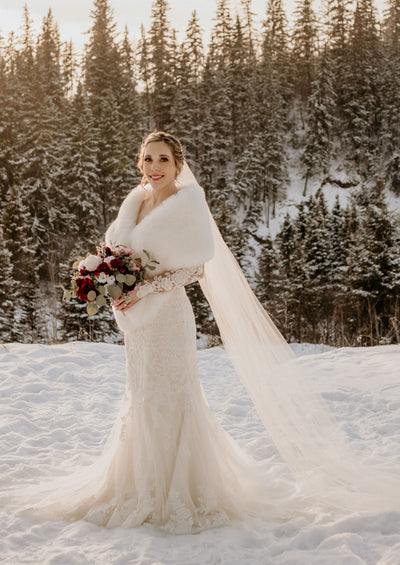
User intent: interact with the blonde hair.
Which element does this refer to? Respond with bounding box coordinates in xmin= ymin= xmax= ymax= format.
xmin=137 ymin=131 xmax=185 ymax=186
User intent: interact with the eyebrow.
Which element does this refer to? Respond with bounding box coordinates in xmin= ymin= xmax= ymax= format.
xmin=144 ymin=154 xmax=169 ymax=157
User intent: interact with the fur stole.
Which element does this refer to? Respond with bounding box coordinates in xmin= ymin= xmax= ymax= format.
xmin=104 ymin=182 xmax=214 ymax=332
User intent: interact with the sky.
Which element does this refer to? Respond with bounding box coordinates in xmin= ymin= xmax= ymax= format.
xmin=0 ymin=0 xmax=387 ymax=56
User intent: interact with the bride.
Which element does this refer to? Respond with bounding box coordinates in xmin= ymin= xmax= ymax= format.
xmin=4 ymin=130 xmax=400 ymax=534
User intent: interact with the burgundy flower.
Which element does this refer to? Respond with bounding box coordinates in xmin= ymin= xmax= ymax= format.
xmin=94 ymin=262 xmax=112 ymax=277
xmin=110 ymin=257 xmax=124 ymax=270
xmin=75 ymin=276 xmax=96 ymax=302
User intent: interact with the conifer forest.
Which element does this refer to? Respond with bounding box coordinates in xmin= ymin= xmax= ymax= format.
xmin=0 ymin=0 xmax=399 ymax=347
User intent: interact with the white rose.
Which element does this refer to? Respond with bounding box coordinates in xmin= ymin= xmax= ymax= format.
xmin=81 ymin=254 xmax=102 ymax=272
xmin=96 ymin=272 xmax=108 ymax=283
xmin=106 ymin=275 xmax=115 ymax=284
xmin=104 ymin=256 xmax=115 ymax=264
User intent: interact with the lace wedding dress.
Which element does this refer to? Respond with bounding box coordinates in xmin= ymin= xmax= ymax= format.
xmin=87 ymin=264 xmax=271 ymax=534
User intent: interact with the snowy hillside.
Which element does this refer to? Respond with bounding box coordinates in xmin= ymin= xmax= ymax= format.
xmin=1 ymin=341 xmax=400 ymax=564
xmin=262 ymin=155 xmax=400 ymax=240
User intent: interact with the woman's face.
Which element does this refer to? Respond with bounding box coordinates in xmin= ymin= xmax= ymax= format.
xmin=142 ymin=141 xmax=177 ymax=190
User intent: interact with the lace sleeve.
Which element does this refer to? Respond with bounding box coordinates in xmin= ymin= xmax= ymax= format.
xmin=135 ymin=264 xmax=205 ymax=299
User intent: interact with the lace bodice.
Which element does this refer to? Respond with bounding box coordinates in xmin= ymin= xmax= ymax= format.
xmin=135 ymin=264 xmax=204 ymax=299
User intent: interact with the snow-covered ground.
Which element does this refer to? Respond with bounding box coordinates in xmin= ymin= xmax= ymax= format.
xmin=1 ymin=340 xmax=400 ymax=564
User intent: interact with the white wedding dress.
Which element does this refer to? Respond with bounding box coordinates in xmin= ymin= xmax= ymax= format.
xmin=6 ymin=184 xmax=300 ymax=535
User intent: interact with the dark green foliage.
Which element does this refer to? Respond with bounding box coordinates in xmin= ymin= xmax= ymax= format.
xmin=0 ymin=0 xmax=399 ymax=346
xmin=269 ymin=184 xmax=400 ymax=346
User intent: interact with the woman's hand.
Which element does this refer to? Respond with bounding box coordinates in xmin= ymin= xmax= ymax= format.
xmin=112 ymin=287 xmax=141 ymax=314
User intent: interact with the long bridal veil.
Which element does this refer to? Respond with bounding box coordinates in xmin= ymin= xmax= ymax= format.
xmin=180 ymin=159 xmax=400 ymax=515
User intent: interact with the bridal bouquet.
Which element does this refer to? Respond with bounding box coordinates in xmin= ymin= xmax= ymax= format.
xmin=62 ymin=242 xmax=159 ymax=316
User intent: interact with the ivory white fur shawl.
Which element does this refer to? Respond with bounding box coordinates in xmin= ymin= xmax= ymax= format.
xmin=104 ymin=182 xmax=215 ymax=332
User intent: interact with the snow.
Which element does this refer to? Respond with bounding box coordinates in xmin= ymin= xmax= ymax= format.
xmin=1 ymin=340 xmax=400 ymax=563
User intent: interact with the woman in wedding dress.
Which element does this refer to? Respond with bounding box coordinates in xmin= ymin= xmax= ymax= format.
xmin=3 ymin=131 xmax=296 ymax=534
xmin=4 ymin=130 xmax=400 ymax=534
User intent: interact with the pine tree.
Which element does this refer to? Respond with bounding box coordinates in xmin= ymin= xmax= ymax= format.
xmin=60 ymin=40 xmax=77 ymax=97
xmin=84 ymin=0 xmax=122 ymax=114
xmin=262 ymin=0 xmax=294 ymax=119
xmin=324 ymin=0 xmax=353 ymax=141
xmin=236 ymin=0 xmax=260 ymax=144
xmin=35 ymin=8 xmax=64 ymax=106
xmin=196 ymin=58 xmax=218 ymax=191
xmin=255 ymin=235 xmax=280 ymax=308
xmin=198 ymin=0 xmax=235 ymax=235
xmin=300 ymin=192 xmax=334 ymax=340
xmin=117 ymin=27 xmax=142 ymax=191
xmin=233 ymin=133 xmax=265 ymax=211
xmin=63 ymin=82 xmax=100 ymax=245
xmin=147 ymin=0 xmax=176 ymax=129
xmin=258 ymin=78 xmax=289 ymax=220
xmin=205 ymin=0 xmax=234 ymax=175
xmin=17 ymin=96 xmax=66 ymax=278
xmin=345 ymin=0 xmax=383 ymax=171
xmin=382 ymin=0 xmax=400 ymax=193
xmin=0 ymin=224 xmax=14 ymax=342
xmin=170 ymin=11 xmax=204 ymax=159
xmin=0 ymin=35 xmax=17 ymax=205
xmin=257 ymin=90 xmax=289 ymax=223
xmin=301 ymin=46 xmax=337 ymax=186
xmin=137 ymin=24 xmax=153 ymax=132
xmin=0 ymin=10 xmax=35 ymax=205
xmin=347 ymin=180 xmax=397 ymax=298
xmin=2 ymin=184 xmax=43 ymax=341
xmin=229 ymin=16 xmax=251 ymax=157
xmin=96 ymin=91 xmax=126 ymax=229
xmin=275 ymin=212 xmax=299 ymax=341
xmin=346 ymin=180 xmax=398 ymax=342
xmin=258 ymin=0 xmax=290 ymax=220
xmin=327 ymin=194 xmax=348 ymax=289
xmin=291 ymin=0 xmax=319 ymax=108
xmin=383 ymin=0 xmax=400 ymax=51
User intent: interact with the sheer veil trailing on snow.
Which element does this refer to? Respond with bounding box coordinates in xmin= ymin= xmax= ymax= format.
xmin=180 ymin=159 xmax=400 ymax=515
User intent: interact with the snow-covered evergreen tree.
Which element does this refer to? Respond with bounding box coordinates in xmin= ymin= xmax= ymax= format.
xmin=0 ymin=224 xmax=14 ymax=342
xmin=275 ymin=212 xmax=300 ymax=341
xmin=170 ymin=11 xmax=204 ymax=160
xmin=382 ymin=0 xmax=400 ymax=194
xmin=63 ymin=82 xmax=100 ymax=245
xmin=262 ymin=0 xmax=294 ymax=122
xmin=2 ymin=184 xmax=44 ymax=342
xmin=301 ymin=46 xmax=337 ymax=186
xmin=147 ymin=0 xmax=176 ymax=130
xmin=291 ymin=0 xmax=319 ymax=108
xmin=84 ymin=0 xmax=122 ymax=113
xmin=326 ymin=194 xmax=348 ymax=289
xmin=118 ymin=25 xmax=142 ymax=185
xmin=323 ymin=0 xmax=353 ymax=143
xmin=255 ymin=235 xmax=280 ymax=308
xmin=346 ymin=180 xmax=398 ymax=343
xmin=345 ymin=0 xmax=383 ymax=172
